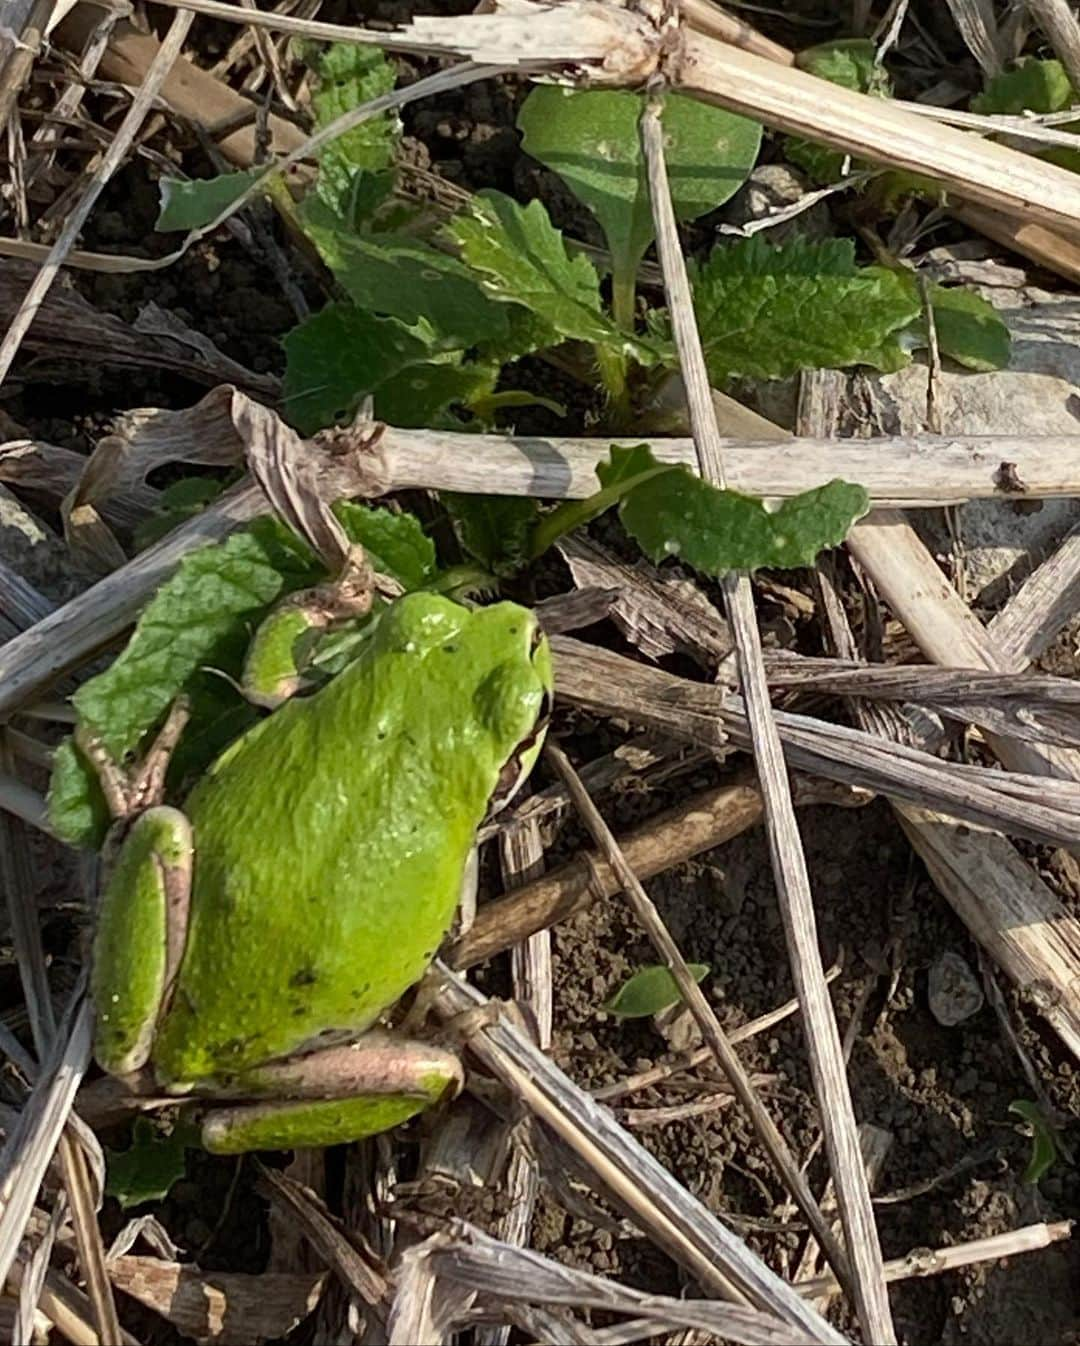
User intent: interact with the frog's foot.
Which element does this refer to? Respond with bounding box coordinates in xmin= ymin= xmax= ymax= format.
xmin=77 ymin=697 xmax=191 ymax=821
xmin=199 ymin=1035 xmax=463 ymax=1154
xmin=242 ymin=546 xmax=378 ymax=709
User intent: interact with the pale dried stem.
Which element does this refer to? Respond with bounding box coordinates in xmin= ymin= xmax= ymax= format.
xmin=640 ymin=96 xmax=894 ymax=1344
xmin=796 ymin=1220 xmax=1073 ymax=1299
xmin=988 ymin=525 xmax=1080 ymax=667
xmin=0 ymin=9 xmax=194 ymax=389
xmin=943 ymin=0 xmax=1005 ymax=75
xmin=546 ymin=743 xmax=853 ymax=1297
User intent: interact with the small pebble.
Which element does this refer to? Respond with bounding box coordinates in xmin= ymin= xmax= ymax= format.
xmin=928 ymin=950 xmax=984 ymax=1026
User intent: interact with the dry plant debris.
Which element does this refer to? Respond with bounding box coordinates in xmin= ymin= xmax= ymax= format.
xmin=0 ymin=1 xmax=1079 ymax=1344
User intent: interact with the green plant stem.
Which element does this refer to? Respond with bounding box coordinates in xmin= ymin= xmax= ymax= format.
xmin=611 ymin=260 xmax=638 ymax=333
xmin=527 ymin=463 xmax=674 ymax=561
xmin=594 ymin=343 xmax=631 ymax=421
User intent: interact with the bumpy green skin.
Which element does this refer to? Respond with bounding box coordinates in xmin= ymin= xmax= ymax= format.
xmin=122 ymin=593 xmax=549 ymax=1104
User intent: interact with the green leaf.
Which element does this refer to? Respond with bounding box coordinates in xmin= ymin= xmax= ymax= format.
xmin=448 ymin=192 xmax=655 ymax=361
xmin=927 ymin=285 xmax=1011 ymax=371
xmin=308 ymin=42 xmax=399 ymax=216
xmin=71 ymin=521 xmax=319 ymax=764
xmin=300 ymin=221 xmax=513 ymax=350
xmin=599 ymin=444 xmax=869 ymax=573
xmin=443 ymin=494 xmax=540 ymax=576
xmin=796 ymin=38 xmax=891 ymax=95
xmin=282 ymin=304 xmax=430 ymax=434
xmin=47 ymin=739 xmax=111 ymax=849
xmin=603 ymin=963 xmax=710 ymax=1018
xmin=134 ymin=477 xmax=226 ymax=552
xmin=335 ymin=501 xmax=437 ymax=591
xmin=373 ymin=360 xmax=498 ymax=429
xmin=1009 ymin=1100 xmax=1059 ymax=1184
xmin=518 ymin=87 xmax=759 ymax=324
xmin=693 ymin=236 xmax=921 ymax=383
xmin=156 ymin=169 xmax=264 ymax=232
xmin=973 ymin=58 xmax=1075 ymax=115
xmin=106 ymin=1117 xmax=198 ymax=1209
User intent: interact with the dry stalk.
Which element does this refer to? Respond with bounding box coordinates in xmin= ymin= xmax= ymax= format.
xmin=0 ymin=8 xmax=195 ymax=388
xmin=545 ymin=743 xmax=853 ymax=1297
xmin=639 ymin=94 xmax=894 ymax=1342
xmin=987 ymin=524 xmax=1080 ymax=667
xmin=796 ymin=1220 xmax=1074 ymax=1300
xmin=451 ymin=776 xmax=859 ymax=971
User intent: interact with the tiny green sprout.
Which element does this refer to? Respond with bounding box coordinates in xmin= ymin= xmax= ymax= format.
xmin=1009 ymin=1100 xmax=1059 ymax=1185
xmin=603 ymin=964 xmax=710 ymax=1019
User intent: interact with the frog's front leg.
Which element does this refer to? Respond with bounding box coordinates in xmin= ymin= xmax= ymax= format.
xmin=92 ymin=806 xmax=193 ymax=1075
xmin=199 ymin=1035 xmax=463 ymax=1154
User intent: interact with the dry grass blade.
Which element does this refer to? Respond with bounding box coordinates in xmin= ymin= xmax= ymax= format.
xmin=987 ymin=524 xmax=1080 ymax=667
xmin=404 ymin=1220 xmax=818 ymax=1346
xmin=642 ymin=91 xmax=893 ymax=1340
xmin=430 ymin=968 xmax=847 ymax=1343
xmin=0 ymin=8 xmax=195 ymax=388
xmin=943 ymin=0 xmax=1005 ymax=76
xmin=0 ymin=996 xmax=93 ymax=1296
xmin=796 ymin=1220 xmax=1074 ymax=1299
xmin=545 ymin=743 xmax=854 ymax=1298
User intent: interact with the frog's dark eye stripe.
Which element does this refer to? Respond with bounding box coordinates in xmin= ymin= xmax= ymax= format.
xmin=488 ymin=713 xmax=549 ymax=817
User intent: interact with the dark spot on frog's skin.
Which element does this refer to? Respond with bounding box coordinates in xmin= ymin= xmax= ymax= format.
xmin=292 ymin=1005 xmax=309 ymax=1017
xmin=215 ymin=1037 xmax=254 ymax=1059
xmin=290 ymin=967 xmax=318 ymax=988
xmin=442 ymin=643 xmax=458 ymax=655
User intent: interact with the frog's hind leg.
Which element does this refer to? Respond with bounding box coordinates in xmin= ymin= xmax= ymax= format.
xmin=199 ymin=1036 xmax=462 ymax=1154
xmin=92 ymin=806 xmax=193 ymax=1075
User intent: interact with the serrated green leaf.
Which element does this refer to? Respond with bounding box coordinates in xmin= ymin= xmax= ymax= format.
xmin=335 ymin=501 xmax=437 ymax=590
xmin=134 ymin=478 xmax=226 ymax=552
xmin=973 ymin=58 xmax=1075 ymax=115
xmin=928 ymin=285 xmax=1011 ymax=371
xmin=448 ymin=192 xmax=655 ymax=362
xmin=796 ymin=39 xmax=891 ymax=95
xmin=300 ymin=222 xmax=512 ymax=350
xmin=308 ymin=42 xmax=399 ymax=216
xmin=603 ymin=963 xmax=710 ymax=1018
xmin=598 ymin=444 xmax=869 ymax=573
xmin=693 ymin=236 xmax=921 ymax=382
xmin=282 ymin=304 xmax=432 ymax=434
xmin=71 ymin=521 xmax=319 ymax=764
xmin=518 ymin=87 xmax=759 ymax=324
xmin=443 ymin=494 xmax=540 ymax=576
xmin=106 ymin=1117 xmax=198 ymax=1209
xmin=1009 ymin=1099 xmax=1059 ymax=1184
xmin=156 ymin=169 xmax=264 ymax=232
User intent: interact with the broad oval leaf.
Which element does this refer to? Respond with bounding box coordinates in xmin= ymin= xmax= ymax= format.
xmin=157 ymin=169 xmax=263 ymax=233
xmin=603 ymin=963 xmax=710 ymax=1018
xmin=518 ymin=87 xmax=760 ymax=318
xmin=598 ymin=444 xmax=869 ymax=574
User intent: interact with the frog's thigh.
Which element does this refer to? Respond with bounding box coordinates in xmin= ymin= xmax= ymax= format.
xmin=200 ymin=1037 xmax=462 ymax=1154
xmin=92 ymin=806 xmax=193 ymax=1076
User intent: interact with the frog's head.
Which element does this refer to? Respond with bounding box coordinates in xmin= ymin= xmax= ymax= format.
xmin=467 ymin=602 xmax=553 ymax=817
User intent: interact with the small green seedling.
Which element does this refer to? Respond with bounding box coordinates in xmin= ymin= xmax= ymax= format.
xmin=604 ymin=964 xmax=710 ymax=1019
xmin=1009 ymin=1100 xmax=1059 ymax=1185
xmin=105 ymin=1116 xmax=201 ymax=1209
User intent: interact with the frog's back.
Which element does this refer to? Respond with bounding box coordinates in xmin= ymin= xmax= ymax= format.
xmin=154 ymin=594 xmax=545 ymax=1086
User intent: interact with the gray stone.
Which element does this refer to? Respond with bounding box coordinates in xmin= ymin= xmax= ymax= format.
xmin=928 ymin=950 xmax=984 ymax=1027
